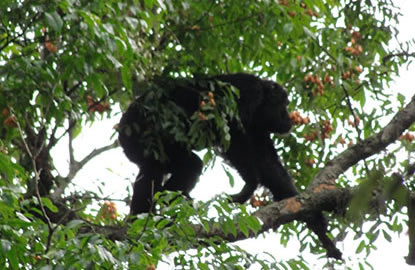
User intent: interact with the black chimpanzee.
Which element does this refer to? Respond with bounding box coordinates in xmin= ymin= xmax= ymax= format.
xmin=118 ymin=73 xmax=297 ymax=214
xmin=118 ymin=73 xmax=342 ymax=259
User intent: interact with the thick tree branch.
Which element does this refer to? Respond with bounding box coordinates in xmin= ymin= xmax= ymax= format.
xmin=186 ymin=94 xmax=415 ymax=258
xmin=83 ymin=188 xmax=353 ymax=247
xmin=308 ymin=94 xmax=415 ymax=191
xmin=194 ymin=188 xmax=352 ymax=241
xmin=53 ymin=94 xmax=415 ymax=262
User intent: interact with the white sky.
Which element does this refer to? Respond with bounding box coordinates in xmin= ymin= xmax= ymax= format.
xmin=52 ymin=0 xmax=415 ymax=269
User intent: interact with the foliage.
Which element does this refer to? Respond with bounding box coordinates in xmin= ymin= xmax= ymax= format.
xmin=123 ymin=77 xmax=239 ymax=161
xmin=0 ymin=0 xmax=414 ymax=269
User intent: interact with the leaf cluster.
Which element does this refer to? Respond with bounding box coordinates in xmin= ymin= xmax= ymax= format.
xmin=0 ymin=0 xmax=414 ymax=269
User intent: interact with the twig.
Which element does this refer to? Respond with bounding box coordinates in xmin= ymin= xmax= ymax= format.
xmin=15 ymin=114 xmax=54 ymax=251
xmin=52 ymin=140 xmax=120 ymax=200
xmin=382 ymin=51 xmax=415 ymax=64
xmin=340 ymin=84 xmax=369 ymax=172
xmin=0 ymin=13 xmax=40 ymax=52
xmin=77 ymin=140 xmax=120 ymax=170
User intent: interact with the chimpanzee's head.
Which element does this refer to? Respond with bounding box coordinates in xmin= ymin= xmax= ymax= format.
xmin=258 ymin=80 xmax=292 ymax=134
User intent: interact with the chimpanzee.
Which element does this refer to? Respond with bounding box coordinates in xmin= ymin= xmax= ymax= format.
xmin=118 ymin=73 xmax=342 ymax=259
xmin=118 ymin=73 xmax=297 ymax=214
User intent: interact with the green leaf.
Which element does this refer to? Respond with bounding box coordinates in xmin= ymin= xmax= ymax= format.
xmin=16 ymin=212 xmax=31 ymax=223
xmin=44 ymin=11 xmax=63 ymax=32
xmin=222 ymin=164 xmax=235 ymax=187
xmin=245 ymin=215 xmax=261 ymax=234
xmin=201 ymin=220 xmax=210 ymax=232
xmin=239 ymin=219 xmax=249 ymax=237
xmin=66 ymin=219 xmax=85 ymax=229
xmin=202 ymin=150 xmax=213 ymax=165
xmin=382 ymin=230 xmax=392 ymax=242
xmin=356 ymin=240 xmax=366 ymax=254
xmin=303 ymin=26 xmax=316 ymax=39
xmin=0 ymin=153 xmax=16 ymax=180
xmin=96 ymin=245 xmax=117 ymax=263
xmin=359 ymin=90 xmax=366 ymax=107
xmin=41 ymin=197 xmax=58 ymax=213
xmin=197 ymin=262 xmax=210 ymax=270
xmin=156 ymin=219 xmax=171 ymax=229
xmin=397 ymin=93 xmax=405 ymax=106
xmin=9 ymin=251 xmax=19 ymax=269
xmin=1 ymin=239 xmax=12 ymax=253
xmin=121 ymin=64 xmax=132 ymax=92
xmin=283 ymin=23 xmax=294 ymax=34
xmin=107 ymin=54 xmax=122 ymax=69
xmin=224 ymin=218 xmax=237 ymax=238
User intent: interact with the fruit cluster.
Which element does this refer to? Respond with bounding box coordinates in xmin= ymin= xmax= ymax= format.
xmin=280 ymin=0 xmax=319 ymax=18
xmin=249 ymin=191 xmax=269 ymax=207
xmin=347 ymin=114 xmax=361 ymax=127
xmin=345 ymin=31 xmax=363 ymax=56
xmin=304 ymin=73 xmax=335 ymax=96
xmin=289 ymin=111 xmax=310 ymax=125
xmin=198 ymin=91 xmax=216 ymax=121
xmin=87 ymin=95 xmax=110 ymax=113
xmin=2 ymin=107 xmax=17 ymax=128
xmin=98 ymin=201 xmax=117 ymax=220
xmin=400 ymin=132 xmax=414 ymax=142
xmin=304 ymin=120 xmax=334 ymax=142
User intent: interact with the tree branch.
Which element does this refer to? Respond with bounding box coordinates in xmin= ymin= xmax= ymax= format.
xmin=79 ymin=188 xmax=353 ymax=249
xmin=0 ymin=13 xmax=40 ymax=52
xmin=77 ymin=140 xmax=120 ymax=171
xmin=186 ymin=94 xmax=415 ymax=259
xmin=48 ymin=94 xmax=415 ymax=263
xmin=308 ymin=94 xmax=415 ymax=191
xmin=51 ymin=140 xmax=120 ymax=200
xmin=194 ymin=188 xmax=352 ymax=241
xmin=382 ymin=51 xmax=415 ymax=64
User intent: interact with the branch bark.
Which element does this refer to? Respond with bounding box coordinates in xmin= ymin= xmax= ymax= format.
xmin=194 ymin=188 xmax=352 ymax=241
xmin=57 ymin=94 xmax=415 ymax=263
xmin=308 ymin=94 xmax=415 ymax=191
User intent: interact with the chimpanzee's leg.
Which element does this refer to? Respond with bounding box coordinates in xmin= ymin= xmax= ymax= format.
xmin=223 ymin=133 xmax=260 ymax=203
xmin=130 ymin=160 xmax=164 ymax=215
xmin=256 ymin=138 xmax=299 ymax=200
xmin=162 ymin=150 xmax=203 ymax=197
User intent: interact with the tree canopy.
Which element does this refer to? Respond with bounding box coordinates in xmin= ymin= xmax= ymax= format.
xmin=1 ymin=0 xmax=415 ymax=269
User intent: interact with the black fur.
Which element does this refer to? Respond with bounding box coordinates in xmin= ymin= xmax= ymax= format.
xmin=118 ymin=73 xmax=342 ymax=259
xmin=119 ymin=73 xmax=296 ymax=214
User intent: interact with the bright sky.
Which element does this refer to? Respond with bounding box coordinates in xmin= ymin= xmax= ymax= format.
xmin=52 ymin=0 xmax=415 ymax=269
